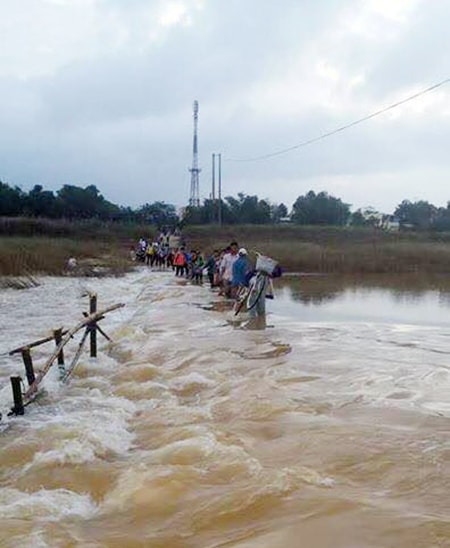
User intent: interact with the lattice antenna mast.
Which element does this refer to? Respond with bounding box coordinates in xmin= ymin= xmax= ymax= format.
xmin=189 ymin=100 xmax=201 ymax=207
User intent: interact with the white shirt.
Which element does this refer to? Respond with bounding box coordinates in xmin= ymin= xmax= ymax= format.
xmin=220 ymin=252 xmax=238 ymax=281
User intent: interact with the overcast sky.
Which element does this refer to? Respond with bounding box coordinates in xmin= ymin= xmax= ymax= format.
xmin=0 ymin=0 xmax=449 ymax=212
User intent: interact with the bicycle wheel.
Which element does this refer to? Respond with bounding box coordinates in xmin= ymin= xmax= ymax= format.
xmin=233 ymin=286 xmax=250 ymax=316
xmin=246 ymin=273 xmax=266 ymax=312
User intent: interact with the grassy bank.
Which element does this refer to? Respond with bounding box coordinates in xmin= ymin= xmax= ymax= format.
xmin=0 ymin=237 xmax=130 ymax=278
xmin=184 ymin=225 xmax=450 ymax=274
xmin=0 ymin=217 xmax=151 ymax=240
xmin=2 ymin=219 xmax=450 ymax=275
xmin=0 ymin=218 xmax=145 ymax=280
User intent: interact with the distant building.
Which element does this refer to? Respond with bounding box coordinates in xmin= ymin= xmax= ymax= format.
xmin=359 ymin=209 xmax=400 ymax=231
xmin=381 ymin=215 xmax=400 ymax=232
xmin=279 ymin=216 xmax=292 ymax=224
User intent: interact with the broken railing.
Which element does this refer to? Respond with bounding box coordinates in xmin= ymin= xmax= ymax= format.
xmin=6 ymin=293 xmax=124 ymax=417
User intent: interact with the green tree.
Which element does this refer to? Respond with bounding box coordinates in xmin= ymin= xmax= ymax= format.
xmin=26 ymin=185 xmax=59 ymax=217
xmin=182 ymin=199 xmax=228 ymax=225
xmin=183 ymin=194 xmax=288 ymax=225
xmin=292 ymin=190 xmax=350 ymax=225
xmin=430 ymin=202 xmax=450 ymax=231
xmin=0 ymin=182 xmax=26 ymax=216
xmin=136 ymin=201 xmax=178 ymax=227
xmin=56 ymin=184 xmax=120 ymax=219
xmin=271 ymin=203 xmax=288 ymax=222
xmin=349 ymin=209 xmax=367 ymax=227
xmin=394 ymin=200 xmax=437 ymax=230
xmin=224 ymin=193 xmax=272 ymax=224
xmin=350 ymin=207 xmax=383 ymax=227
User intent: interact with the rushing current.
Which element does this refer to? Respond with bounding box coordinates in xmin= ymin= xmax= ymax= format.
xmin=0 ymin=270 xmax=449 ymax=548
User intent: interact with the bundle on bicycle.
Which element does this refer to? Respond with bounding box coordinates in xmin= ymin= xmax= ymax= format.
xmin=233 ymin=252 xmax=281 ymax=317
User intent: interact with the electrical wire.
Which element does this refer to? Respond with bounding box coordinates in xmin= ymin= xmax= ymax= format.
xmin=226 ymin=77 xmax=450 ymax=162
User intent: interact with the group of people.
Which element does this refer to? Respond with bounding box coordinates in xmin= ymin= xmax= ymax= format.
xmin=170 ymin=241 xmax=248 ymax=292
xmin=134 ymin=238 xmax=253 ymax=290
xmin=173 ymin=248 xmax=205 ymax=283
xmin=133 ymin=231 xmax=181 ymax=269
xmin=210 ymin=241 xmax=252 ymax=297
xmin=133 ymin=237 xmax=280 ymax=322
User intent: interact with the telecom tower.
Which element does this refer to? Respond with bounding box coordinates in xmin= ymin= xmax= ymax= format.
xmin=189 ymin=100 xmax=201 ymax=207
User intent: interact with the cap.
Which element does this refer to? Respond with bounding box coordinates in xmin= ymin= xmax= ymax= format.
xmin=238 ymin=248 xmax=248 ymax=255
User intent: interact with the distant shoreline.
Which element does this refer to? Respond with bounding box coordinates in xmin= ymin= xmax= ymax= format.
xmin=1 ymin=218 xmax=450 ymax=278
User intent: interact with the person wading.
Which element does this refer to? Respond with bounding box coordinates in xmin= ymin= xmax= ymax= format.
xmin=174 ymin=247 xmax=187 ymax=277
xmin=219 ymin=241 xmax=239 ymax=298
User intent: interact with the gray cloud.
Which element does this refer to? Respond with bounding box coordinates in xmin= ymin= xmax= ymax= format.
xmin=0 ymin=0 xmax=449 ymax=212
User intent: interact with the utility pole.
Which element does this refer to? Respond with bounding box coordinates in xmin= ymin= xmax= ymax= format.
xmin=212 ymin=153 xmax=216 ymax=201
xmin=218 ymin=153 xmax=222 ymax=226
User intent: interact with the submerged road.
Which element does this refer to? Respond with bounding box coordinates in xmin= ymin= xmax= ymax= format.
xmin=0 ymin=270 xmax=449 ymax=547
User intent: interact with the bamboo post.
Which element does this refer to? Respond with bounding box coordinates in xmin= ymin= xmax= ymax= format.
xmin=54 ymin=329 xmax=64 ymax=365
xmin=54 ymin=328 xmax=65 ymax=379
xmin=10 ymin=377 xmax=24 ymax=415
xmin=96 ymin=324 xmax=111 ymax=341
xmin=23 ymin=302 xmax=124 ymax=401
xmin=61 ymin=328 xmax=90 ymax=383
xmin=89 ymin=293 xmax=97 ymax=358
xmin=21 ymin=348 xmax=35 ymax=386
xmin=9 ymin=328 xmax=68 ymax=355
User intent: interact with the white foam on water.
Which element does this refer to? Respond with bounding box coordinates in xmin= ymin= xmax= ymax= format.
xmin=148 ymin=432 xmax=218 ymax=463
xmin=421 ymin=401 xmax=450 ymax=416
xmin=0 ymin=272 xmax=147 ymax=421
xmin=275 ymin=465 xmax=335 ymax=489
xmin=5 ymin=528 xmax=56 ymax=548
xmin=26 ymin=530 xmax=51 ymax=548
xmin=0 ymin=487 xmax=97 ymax=521
xmin=170 ymin=372 xmax=215 ymax=391
xmin=29 ymin=439 xmax=97 ymax=467
xmin=16 ymin=389 xmax=137 ymax=469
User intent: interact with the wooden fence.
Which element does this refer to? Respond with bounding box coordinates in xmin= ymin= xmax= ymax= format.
xmin=6 ymin=293 xmax=124 ymax=417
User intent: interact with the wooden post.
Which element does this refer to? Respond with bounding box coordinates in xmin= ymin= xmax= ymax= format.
xmin=95 ymin=323 xmax=111 ymax=341
xmin=23 ymin=302 xmax=124 ymax=401
xmin=21 ymin=348 xmax=35 ymax=386
xmin=89 ymin=293 xmax=97 ymax=358
xmin=54 ymin=329 xmax=64 ymax=365
xmin=61 ymin=327 xmax=90 ymax=383
xmin=10 ymin=377 xmax=24 ymax=415
xmin=54 ymin=328 xmax=65 ymax=379
xmin=9 ymin=328 xmax=68 ymax=356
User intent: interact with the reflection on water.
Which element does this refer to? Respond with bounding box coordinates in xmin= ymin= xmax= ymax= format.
xmin=276 ymin=274 xmax=450 ymax=326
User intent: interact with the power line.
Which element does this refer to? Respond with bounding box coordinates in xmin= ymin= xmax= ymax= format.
xmin=226 ymin=77 xmax=450 ymax=162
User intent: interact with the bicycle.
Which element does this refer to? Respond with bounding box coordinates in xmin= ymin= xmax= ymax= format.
xmin=233 ymin=253 xmax=277 ymax=316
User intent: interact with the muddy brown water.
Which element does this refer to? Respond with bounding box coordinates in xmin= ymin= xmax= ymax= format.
xmin=0 ymin=271 xmax=449 ymax=548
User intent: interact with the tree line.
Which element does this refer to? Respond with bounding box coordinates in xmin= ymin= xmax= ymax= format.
xmin=186 ymin=191 xmax=450 ymax=231
xmin=1 ymin=180 xmax=450 ymax=230
xmin=183 ymin=193 xmax=288 ymax=225
xmin=0 ymin=182 xmax=178 ymax=226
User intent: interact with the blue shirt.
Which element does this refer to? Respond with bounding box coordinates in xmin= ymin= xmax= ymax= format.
xmin=232 ymin=256 xmax=250 ymax=286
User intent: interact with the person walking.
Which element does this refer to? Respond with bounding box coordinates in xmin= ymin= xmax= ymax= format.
xmin=193 ymin=252 xmax=205 ymax=284
xmin=232 ymin=248 xmax=251 ymax=290
xmin=174 ymin=247 xmax=187 ymax=276
xmin=205 ymin=250 xmax=219 ymax=288
xmin=219 ymin=241 xmax=239 ymax=298
xmin=145 ymin=243 xmax=154 ymax=266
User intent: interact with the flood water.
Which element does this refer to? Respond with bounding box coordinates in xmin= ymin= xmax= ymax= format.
xmin=0 ymin=271 xmax=449 ymax=548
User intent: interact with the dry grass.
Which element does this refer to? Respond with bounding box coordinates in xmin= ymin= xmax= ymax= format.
xmin=0 ymin=217 xmax=152 ymax=240
xmin=0 ymin=237 xmax=131 ymax=278
xmin=0 ymin=275 xmax=40 ymax=290
xmin=2 ymin=221 xmax=450 ymax=276
xmin=184 ymin=225 xmax=450 ymax=274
